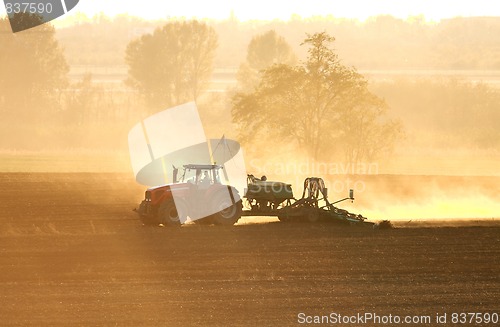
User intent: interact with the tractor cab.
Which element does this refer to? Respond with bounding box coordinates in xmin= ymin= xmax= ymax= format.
xmin=137 ymin=163 xmax=242 ymax=226
xmin=175 ymin=164 xmax=223 ymax=189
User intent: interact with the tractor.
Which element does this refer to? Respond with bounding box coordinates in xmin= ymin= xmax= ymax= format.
xmin=136 ymin=164 xmax=242 ymax=226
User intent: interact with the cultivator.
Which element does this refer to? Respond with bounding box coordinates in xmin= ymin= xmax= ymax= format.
xmin=244 ymin=175 xmax=372 ymax=226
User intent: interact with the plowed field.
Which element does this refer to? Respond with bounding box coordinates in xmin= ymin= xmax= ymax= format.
xmin=0 ymin=173 xmax=498 ymax=326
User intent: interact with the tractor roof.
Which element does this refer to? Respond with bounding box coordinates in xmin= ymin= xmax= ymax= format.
xmin=183 ymin=164 xmax=223 ymax=170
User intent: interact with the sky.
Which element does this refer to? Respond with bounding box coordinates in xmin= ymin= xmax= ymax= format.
xmin=2 ymin=0 xmax=500 ymax=22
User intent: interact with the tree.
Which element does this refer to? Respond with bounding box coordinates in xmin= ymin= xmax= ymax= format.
xmin=0 ymin=14 xmax=69 ymax=122
xmin=246 ymin=30 xmax=296 ymax=71
xmin=232 ymin=32 xmax=402 ymax=165
xmin=125 ymin=20 xmax=218 ymax=111
xmin=236 ymin=30 xmax=296 ymax=92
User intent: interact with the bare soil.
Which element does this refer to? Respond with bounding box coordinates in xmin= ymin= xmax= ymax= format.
xmin=0 ymin=173 xmax=499 ymax=326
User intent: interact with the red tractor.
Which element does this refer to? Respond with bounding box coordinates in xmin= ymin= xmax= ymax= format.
xmin=136 ymin=164 xmax=242 ymax=226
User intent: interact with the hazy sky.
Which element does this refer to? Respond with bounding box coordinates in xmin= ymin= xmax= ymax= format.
xmin=2 ymin=0 xmax=499 ymax=22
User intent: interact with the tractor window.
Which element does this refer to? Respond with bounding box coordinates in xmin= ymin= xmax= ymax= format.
xmin=213 ymin=169 xmax=221 ymax=184
xmin=199 ymin=170 xmax=212 ymax=185
xmin=182 ymin=168 xmax=197 ymax=183
xmin=180 ymin=166 xmax=223 ymax=185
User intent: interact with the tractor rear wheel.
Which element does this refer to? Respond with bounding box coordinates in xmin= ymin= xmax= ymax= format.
xmin=211 ymin=193 xmax=242 ymax=226
xmin=158 ymin=201 xmax=185 ymax=226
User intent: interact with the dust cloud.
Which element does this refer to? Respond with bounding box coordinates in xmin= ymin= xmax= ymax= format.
xmin=348 ymin=175 xmax=500 ymax=221
xmin=244 ymin=153 xmax=499 ymax=221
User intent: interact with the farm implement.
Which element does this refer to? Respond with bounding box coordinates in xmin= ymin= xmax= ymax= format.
xmin=244 ymin=174 xmax=372 ymax=226
xmin=135 ymin=164 xmax=373 ymax=227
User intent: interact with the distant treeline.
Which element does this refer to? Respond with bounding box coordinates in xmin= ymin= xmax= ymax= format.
xmin=56 ymin=14 xmax=500 ymax=70
xmin=1 ymin=13 xmax=499 ymax=156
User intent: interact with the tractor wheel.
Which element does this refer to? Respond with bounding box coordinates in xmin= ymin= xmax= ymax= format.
xmin=158 ymin=201 xmax=185 ymax=227
xmin=211 ymin=193 xmax=242 ymax=226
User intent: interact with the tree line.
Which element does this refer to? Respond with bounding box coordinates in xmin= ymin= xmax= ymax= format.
xmin=1 ymin=13 xmax=498 ymax=163
xmin=56 ymin=14 xmax=500 ymax=69
xmin=0 ymin=14 xmax=403 ymax=165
